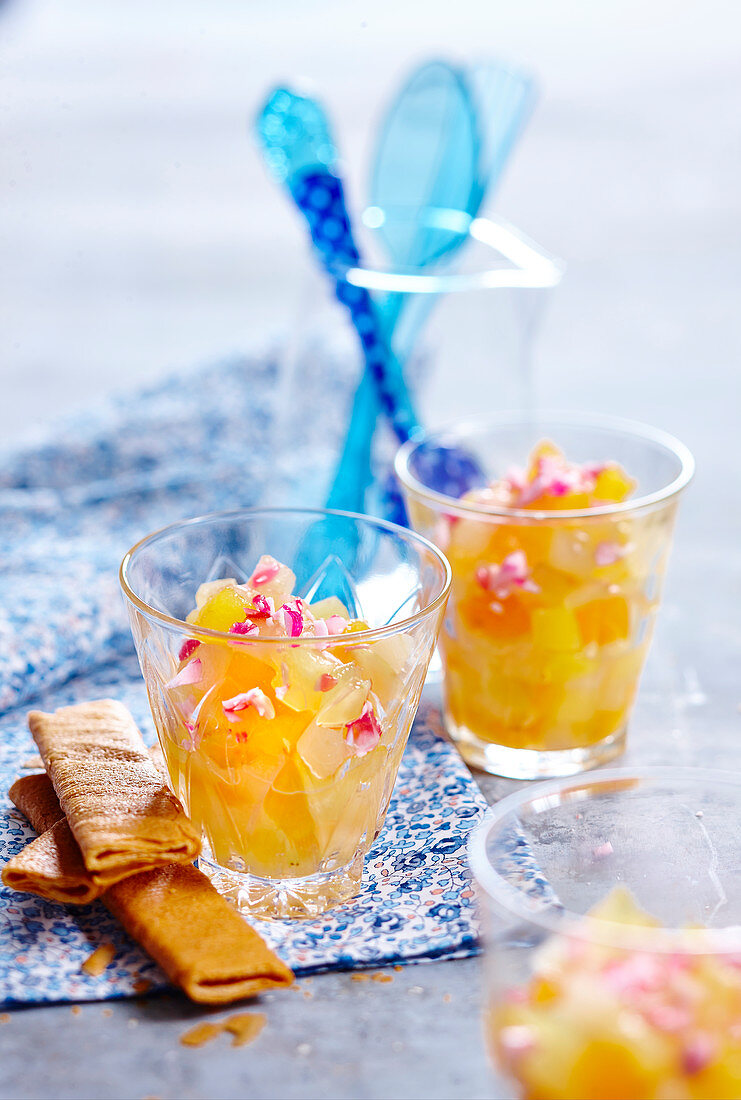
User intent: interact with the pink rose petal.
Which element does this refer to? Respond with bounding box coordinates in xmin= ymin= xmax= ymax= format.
xmin=166 ymin=657 xmax=203 ymax=690
xmin=316 ymin=673 xmax=338 ymax=692
xmin=280 ymin=603 xmax=303 ymax=637
xmin=248 ymin=593 xmax=275 ymax=619
xmin=181 ymin=723 xmax=200 ymax=752
xmin=229 ymin=620 xmax=259 ymax=636
xmin=499 ymin=1025 xmax=535 ymax=1063
xmin=682 ymin=1036 xmax=716 ymax=1076
xmin=178 ymin=638 xmax=200 ymax=662
xmin=595 ymin=541 xmax=626 ymax=567
xmin=476 ymin=551 xmax=540 ymax=599
xmin=345 ymin=701 xmax=382 ymax=755
xmin=222 ymin=687 xmax=276 ymax=722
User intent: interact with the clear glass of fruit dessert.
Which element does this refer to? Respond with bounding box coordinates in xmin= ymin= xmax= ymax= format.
xmin=468 ymin=768 xmax=741 ymax=1100
xmin=120 ymin=508 xmax=450 ymax=920
xmin=395 ymin=414 xmax=693 ymax=778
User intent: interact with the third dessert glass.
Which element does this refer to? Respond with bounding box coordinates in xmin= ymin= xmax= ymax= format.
xmin=120 ymin=508 xmax=450 ymax=919
xmin=395 ymin=414 xmax=693 ymax=778
xmin=469 ymin=768 xmax=741 ymax=1099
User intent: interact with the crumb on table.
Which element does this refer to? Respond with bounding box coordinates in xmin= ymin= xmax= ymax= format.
xmin=81 ymin=943 xmax=116 ymax=977
xmin=180 ymin=1013 xmax=266 ymax=1050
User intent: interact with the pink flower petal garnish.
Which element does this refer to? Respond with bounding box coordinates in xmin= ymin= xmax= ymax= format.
xmin=181 ymin=723 xmax=200 ymax=752
xmin=313 ymin=618 xmax=329 ymax=638
xmin=250 ymin=555 xmax=281 ymax=587
xmin=345 ymin=702 xmax=382 ymax=755
xmin=166 ymin=657 xmax=203 ymax=690
xmin=316 ymin=673 xmax=338 ymax=692
xmin=178 ymin=638 xmax=201 ymax=662
xmin=229 ymin=620 xmax=259 ymax=636
xmin=603 ymin=953 xmax=662 ymax=996
xmin=647 ymin=1005 xmax=692 ymax=1033
xmin=503 ymin=466 xmax=527 ymax=493
xmin=325 ymin=615 xmax=348 ymax=635
xmin=499 ymin=1025 xmax=535 ymax=1063
xmin=509 ymin=453 xmax=606 ymax=507
xmin=476 ymin=551 xmax=540 ymax=599
xmin=682 ymin=1036 xmax=717 ymax=1076
xmin=248 ymin=593 xmax=275 ymax=619
xmin=595 ymin=541 xmax=626 ymax=567
xmin=280 ymin=604 xmax=303 ymax=637
xmin=222 ymin=688 xmax=276 ymax=722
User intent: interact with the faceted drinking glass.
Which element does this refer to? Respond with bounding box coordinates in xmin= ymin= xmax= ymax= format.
xmin=396 ymin=414 xmax=693 ymax=778
xmin=120 ymin=508 xmax=450 ymax=919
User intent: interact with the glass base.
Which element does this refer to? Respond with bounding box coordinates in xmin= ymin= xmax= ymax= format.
xmin=198 ymin=848 xmax=364 ymax=921
xmin=446 ymin=716 xmax=628 ymax=780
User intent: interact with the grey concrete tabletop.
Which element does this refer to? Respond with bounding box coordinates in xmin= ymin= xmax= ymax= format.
xmin=1 ymin=2 xmax=740 ymax=1098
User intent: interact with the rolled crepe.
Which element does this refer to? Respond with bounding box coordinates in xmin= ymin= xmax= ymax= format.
xmin=9 ymin=773 xmax=68 ymax=835
xmin=6 ymin=773 xmax=293 ymax=1003
xmin=105 ymin=865 xmax=294 ymax=1003
xmin=28 ymin=700 xmax=200 ymax=884
xmin=2 ymin=748 xmax=169 ymax=905
xmin=2 ymin=817 xmax=102 ymax=904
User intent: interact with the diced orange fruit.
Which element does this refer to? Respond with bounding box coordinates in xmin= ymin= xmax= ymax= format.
xmin=459 ymin=594 xmax=531 ymax=642
xmin=575 ymin=595 xmax=631 ymax=646
xmin=565 ymin=1039 xmax=661 ymax=1100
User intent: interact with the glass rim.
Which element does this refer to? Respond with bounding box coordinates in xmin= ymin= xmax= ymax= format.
xmin=468 ymin=766 xmax=741 ymax=955
xmin=119 ymin=505 xmax=452 ymax=647
xmin=324 ymin=207 xmax=564 ymax=293
xmin=395 ymin=410 xmax=695 ymax=521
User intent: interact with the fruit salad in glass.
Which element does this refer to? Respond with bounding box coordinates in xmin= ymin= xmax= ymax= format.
xmin=469 ymin=769 xmax=741 ymax=1100
xmin=121 ymin=509 xmax=450 ymax=918
xmin=396 ymin=416 xmax=693 ymax=778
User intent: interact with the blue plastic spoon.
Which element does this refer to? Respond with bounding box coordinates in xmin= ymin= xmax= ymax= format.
xmin=255 ymin=85 xmax=486 ymax=549
xmin=365 ymin=60 xmax=535 ymax=520
xmin=256 ymin=87 xmax=418 ymax=455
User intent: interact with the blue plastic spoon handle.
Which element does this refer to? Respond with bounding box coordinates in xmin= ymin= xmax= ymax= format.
xmin=291 ymin=169 xmax=419 ymax=445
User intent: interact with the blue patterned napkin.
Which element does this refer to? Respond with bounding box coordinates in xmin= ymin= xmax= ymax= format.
xmin=0 ymin=355 xmax=280 ymax=716
xmin=0 ymin=659 xmax=484 ymax=1006
xmin=0 ymin=356 xmax=490 ymax=1004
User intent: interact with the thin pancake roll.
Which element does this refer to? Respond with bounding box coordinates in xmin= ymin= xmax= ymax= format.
xmin=27 ymin=699 xmax=200 ymax=884
xmin=5 ymin=772 xmax=293 ymax=1003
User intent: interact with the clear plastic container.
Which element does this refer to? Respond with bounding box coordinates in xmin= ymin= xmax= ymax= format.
xmin=469 ymin=767 xmax=741 ymax=1099
xmin=272 ymin=206 xmax=562 ymax=512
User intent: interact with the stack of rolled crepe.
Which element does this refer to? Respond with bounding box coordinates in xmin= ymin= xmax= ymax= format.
xmin=2 ymin=699 xmax=293 ymax=1003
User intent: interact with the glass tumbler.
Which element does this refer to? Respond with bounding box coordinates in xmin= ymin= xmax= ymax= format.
xmin=270 ymin=206 xmax=562 ymax=513
xmin=396 ymin=414 xmax=693 ymax=778
xmin=120 ymin=507 xmax=450 ymax=919
xmin=468 ymin=768 xmax=741 ymax=1100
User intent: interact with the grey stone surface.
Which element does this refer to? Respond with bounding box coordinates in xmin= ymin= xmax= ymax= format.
xmin=1 ymin=2 xmax=741 ymax=1098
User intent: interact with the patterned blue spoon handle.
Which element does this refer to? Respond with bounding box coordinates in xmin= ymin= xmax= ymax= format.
xmin=291 ymin=169 xmax=419 ymax=444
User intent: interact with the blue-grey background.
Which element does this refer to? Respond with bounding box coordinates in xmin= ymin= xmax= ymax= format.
xmin=1 ymin=2 xmax=740 ymax=1098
